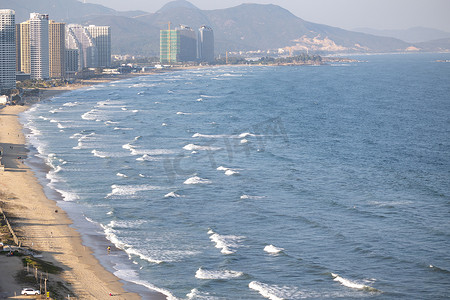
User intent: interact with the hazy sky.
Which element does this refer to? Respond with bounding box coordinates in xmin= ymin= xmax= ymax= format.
xmin=86 ymin=0 xmax=450 ymax=32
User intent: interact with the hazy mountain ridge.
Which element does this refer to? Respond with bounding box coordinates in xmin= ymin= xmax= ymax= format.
xmin=353 ymin=27 xmax=450 ymax=44
xmin=5 ymin=0 xmax=449 ymax=56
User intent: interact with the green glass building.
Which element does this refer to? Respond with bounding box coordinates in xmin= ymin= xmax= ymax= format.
xmin=160 ymin=30 xmax=179 ymax=64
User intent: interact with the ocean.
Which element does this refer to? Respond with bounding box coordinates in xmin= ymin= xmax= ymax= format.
xmin=20 ymin=53 xmax=450 ymax=299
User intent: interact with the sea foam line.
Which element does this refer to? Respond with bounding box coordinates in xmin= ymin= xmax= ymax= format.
xmin=195 ymin=267 xmax=244 ymax=279
xmin=331 ymin=273 xmax=380 ymax=292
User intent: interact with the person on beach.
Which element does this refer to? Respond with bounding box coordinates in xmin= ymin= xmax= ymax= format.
xmin=107 ymin=246 xmax=111 ymax=254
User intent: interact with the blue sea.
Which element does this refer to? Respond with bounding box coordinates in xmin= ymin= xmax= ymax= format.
xmin=21 ymin=53 xmax=450 ymax=299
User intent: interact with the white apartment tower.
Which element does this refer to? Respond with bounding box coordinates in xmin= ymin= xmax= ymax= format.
xmin=86 ymin=25 xmax=111 ymax=67
xmin=198 ymin=26 xmax=214 ymax=63
xmin=66 ymin=24 xmax=97 ymax=70
xmin=0 ymin=9 xmax=16 ymax=91
xmin=29 ymin=13 xmax=49 ymax=79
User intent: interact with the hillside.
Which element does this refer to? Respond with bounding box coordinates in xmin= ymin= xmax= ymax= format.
xmin=353 ymin=27 xmax=450 ymax=44
xmin=5 ymin=0 xmax=449 ymax=56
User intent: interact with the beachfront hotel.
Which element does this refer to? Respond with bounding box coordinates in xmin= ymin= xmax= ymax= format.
xmin=85 ymin=25 xmax=111 ymax=67
xmin=198 ymin=25 xmax=214 ymax=63
xmin=0 ymin=9 xmax=16 ymax=91
xmin=29 ymin=13 xmax=50 ymax=80
xmin=49 ymin=20 xmax=66 ymax=79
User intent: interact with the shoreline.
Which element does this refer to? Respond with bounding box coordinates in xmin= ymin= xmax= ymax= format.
xmin=0 ymin=75 xmax=166 ymax=299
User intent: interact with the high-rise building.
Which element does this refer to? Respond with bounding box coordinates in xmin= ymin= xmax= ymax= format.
xmin=160 ymin=28 xmax=179 ymax=64
xmin=17 ymin=21 xmax=30 ymax=74
xmin=177 ymin=25 xmax=197 ymax=62
xmin=0 ymin=9 xmax=16 ymax=91
xmin=160 ymin=25 xmax=197 ymax=63
xmin=86 ymin=25 xmax=111 ymax=67
xmin=29 ymin=13 xmax=49 ymax=79
xmin=198 ymin=26 xmax=214 ymax=63
xmin=15 ymin=23 xmax=20 ymax=72
xmin=65 ymin=48 xmax=79 ymax=75
xmin=49 ymin=20 xmax=65 ymax=78
xmin=66 ymin=24 xmax=98 ymax=70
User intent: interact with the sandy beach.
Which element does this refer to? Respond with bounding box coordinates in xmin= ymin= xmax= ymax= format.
xmin=0 ymin=82 xmax=165 ymax=299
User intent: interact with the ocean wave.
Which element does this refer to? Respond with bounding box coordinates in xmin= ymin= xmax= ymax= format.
xmin=176 ymin=112 xmax=191 ymax=115
xmin=248 ymin=281 xmax=286 ymax=300
xmin=57 ymin=123 xmax=66 ymax=129
xmin=63 ymin=102 xmax=78 ymax=107
xmin=195 ymin=267 xmax=244 ymax=279
xmin=264 ymin=245 xmax=284 ymax=254
xmin=184 ymin=176 xmax=212 ymax=185
xmin=216 ymin=166 xmax=240 ymax=176
xmin=106 ymin=184 xmax=161 ymax=197
xmin=130 ymin=148 xmax=176 ymax=156
xmin=164 ymin=192 xmax=182 ymax=198
xmin=186 ymin=288 xmax=218 ymax=300
xmin=125 ymin=247 xmax=164 ymax=264
xmin=240 ymin=194 xmax=266 ymax=200
xmin=92 ymin=149 xmax=108 ymax=158
xmin=122 ymin=143 xmax=134 ymax=150
xmin=183 ymin=144 xmax=221 ymax=151
xmin=240 ymin=139 xmax=248 ymax=144
xmin=136 ymin=154 xmax=161 ymax=161
xmin=114 ymin=127 xmax=134 ymax=131
xmin=116 ymin=172 xmax=128 ymax=178
xmin=55 ymin=188 xmax=80 ymax=202
xmin=331 ymin=273 xmax=380 ymax=292
xmin=208 ymin=229 xmax=244 ymax=254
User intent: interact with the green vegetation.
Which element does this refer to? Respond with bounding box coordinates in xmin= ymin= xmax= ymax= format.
xmin=22 ymin=256 xmax=63 ymax=274
xmin=16 ymin=79 xmax=68 ymax=90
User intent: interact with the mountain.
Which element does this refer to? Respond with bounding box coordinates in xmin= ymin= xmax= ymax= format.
xmin=5 ymin=0 xmax=448 ymax=56
xmin=353 ymin=27 xmax=450 ymax=44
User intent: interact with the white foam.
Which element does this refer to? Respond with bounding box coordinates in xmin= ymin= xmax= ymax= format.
xmin=116 ymin=172 xmax=128 ymax=178
xmin=264 ymin=245 xmax=284 ymax=254
xmin=225 ymin=169 xmax=239 ymax=176
xmin=92 ymin=149 xmax=108 ymax=158
xmin=248 ymin=281 xmax=284 ymax=300
xmin=106 ymin=184 xmax=161 ymax=197
xmin=57 ymin=123 xmax=66 ymax=129
xmin=240 ymin=194 xmax=266 ymax=200
xmin=55 ymin=189 xmax=80 ymax=202
xmin=50 ymin=119 xmax=57 ymax=123
xmin=176 ymin=111 xmax=191 ymax=115
xmin=239 ymin=132 xmax=256 ymax=138
xmin=105 ymin=120 xmax=119 ymax=125
xmin=195 ymin=267 xmax=244 ymax=279
xmin=63 ymin=102 xmax=78 ymax=107
xmin=240 ymin=139 xmax=248 ymax=144
xmin=114 ymin=127 xmax=133 ymax=131
xmin=125 ymin=247 xmax=164 ymax=264
xmin=70 ymin=133 xmax=82 ymax=139
xmin=331 ymin=273 xmax=379 ymax=291
xmin=183 ymin=144 xmax=221 ymax=151
xmin=122 ymin=143 xmax=134 ymax=150
xmin=139 ymin=174 xmax=146 ymax=178
xmin=208 ymin=230 xmax=244 ymax=254
xmin=183 ymin=176 xmax=212 ymax=185
xmin=136 ymin=154 xmax=160 ymax=161
xmin=121 ymin=107 xmax=128 ymax=111
xmin=164 ymin=192 xmax=181 ymax=198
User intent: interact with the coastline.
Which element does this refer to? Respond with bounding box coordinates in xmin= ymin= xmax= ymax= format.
xmin=0 ymin=77 xmax=166 ymax=299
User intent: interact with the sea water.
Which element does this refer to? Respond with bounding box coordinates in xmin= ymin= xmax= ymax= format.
xmin=21 ymin=53 xmax=450 ymax=299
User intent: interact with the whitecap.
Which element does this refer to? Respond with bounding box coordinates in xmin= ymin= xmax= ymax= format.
xmin=225 ymin=169 xmax=239 ymax=176
xmin=183 ymin=144 xmax=221 ymax=151
xmin=208 ymin=229 xmax=244 ymax=254
xmin=195 ymin=267 xmax=244 ymax=280
xmin=116 ymin=172 xmax=128 ymax=178
xmin=176 ymin=111 xmax=191 ymax=115
xmin=106 ymin=184 xmax=161 ymax=197
xmin=114 ymin=127 xmax=133 ymax=131
xmin=240 ymin=194 xmax=266 ymax=200
xmin=264 ymin=245 xmax=284 ymax=254
xmin=240 ymin=139 xmax=248 ymax=144
xmin=164 ymin=192 xmax=181 ymax=198
xmin=248 ymin=281 xmax=284 ymax=300
xmin=92 ymin=149 xmax=108 ymax=158
xmin=184 ymin=176 xmax=211 ymax=185
xmin=63 ymin=102 xmax=78 ymax=107
xmin=331 ymin=273 xmax=379 ymax=292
